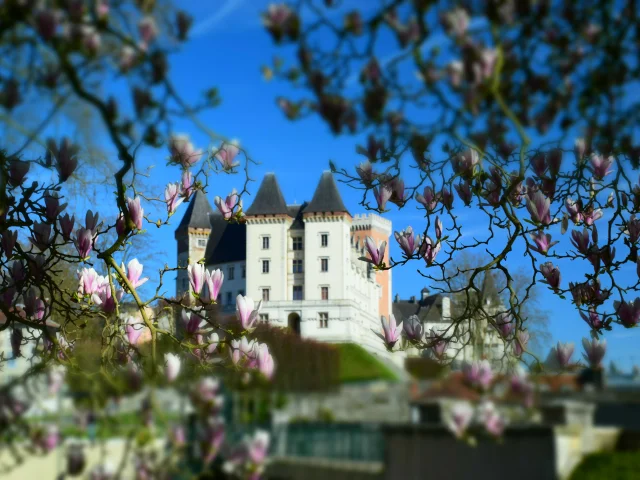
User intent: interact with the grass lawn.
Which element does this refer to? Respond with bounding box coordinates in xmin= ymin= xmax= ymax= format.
xmin=337 ymin=343 xmax=399 ymax=383
xmin=570 ymin=452 xmax=640 ymax=480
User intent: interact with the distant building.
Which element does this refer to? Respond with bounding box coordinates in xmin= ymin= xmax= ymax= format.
xmin=175 ymin=171 xmax=395 ymax=358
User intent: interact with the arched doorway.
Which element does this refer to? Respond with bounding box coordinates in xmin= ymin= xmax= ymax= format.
xmin=287 ymin=312 xmax=301 ymax=336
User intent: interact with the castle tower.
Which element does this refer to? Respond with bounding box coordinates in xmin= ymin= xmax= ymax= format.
xmin=351 ymin=213 xmax=392 ymax=319
xmin=174 ymin=191 xmax=214 ymax=298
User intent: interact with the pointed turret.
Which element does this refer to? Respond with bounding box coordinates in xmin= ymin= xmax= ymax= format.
xmin=245 ymin=173 xmax=289 ymax=216
xmin=176 ymin=190 xmax=214 ymax=233
xmin=304 ymin=171 xmax=350 ymax=215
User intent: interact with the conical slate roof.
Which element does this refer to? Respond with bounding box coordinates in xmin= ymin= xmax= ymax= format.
xmin=245 ymin=173 xmax=289 ymax=216
xmin=304 ymin=171 xmax=350 ymax=215
xmin=205 ymin=213 xmax=246 ymax=264
xmin=177 ymin=190 xmax=214 ymax=231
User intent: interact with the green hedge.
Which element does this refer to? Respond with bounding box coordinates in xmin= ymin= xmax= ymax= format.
xmin=570 ymin=452 xmax=640 ymax=480
xmin=337 ymin=343 xmax=398 ymax=383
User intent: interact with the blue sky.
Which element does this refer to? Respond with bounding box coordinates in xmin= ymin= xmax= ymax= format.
xmin=56 ymin=0 xmax=639 ymax=369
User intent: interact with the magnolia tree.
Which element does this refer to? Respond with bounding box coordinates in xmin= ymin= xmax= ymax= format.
xmin=262 ymin=0 xmax=638 ymax=438
xmin=0 ymin=1 xmax=272 ymax=478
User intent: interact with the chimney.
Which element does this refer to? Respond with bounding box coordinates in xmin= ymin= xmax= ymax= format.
xmin=409 ymin=296 xmax=416 ymax=303
xmin=421 ymin=287 xmax=429 ymax=300
xmin=394 ymin=293 xmax=400 ymax=303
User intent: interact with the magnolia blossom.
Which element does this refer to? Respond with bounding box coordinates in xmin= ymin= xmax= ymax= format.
xmin=356 ymin=161 xmax=375 ymax=186
xmin=30 ymin=222 xmax=52 ymax=251
xmin=495 ymin=312 xmax=515 ymax=339
xmin=394 ymin=227 xmax=418 ymax=257
xmin=122 ymin=258 xmax=148 ymax=289
xmin=182 ymin=308 xmax=204 ymax=335
xmin=415 ymin=186 xmax=438 ymax=211
xmin=257 ymin=343 xmax=275 ymax=379
xmin=59 ymin=213 xmax=75 ymax=241
xmin=373 ymin=184 xmax=392 ymax=211
xmin=452 ymin=149 xmax=479 ymax=177
xmin=553 ymin=342 xmax=575 ymax=368
xmin=590 ymin=153 xmax=614 ymax=180
xmin=514 ymin=330 xmax=530 ymax=357
xmin=125 ymin=317 xmax=143 ymax=346
xmin=8 ymin=159 xmax=30 ymax=187
xmin=164 ymin=353 xmax=181 ymax=383
xmin=74 ymin=227 xmax=93 ymax=259
xmin=201 ymin=269 xmax=224 ymax=304
xmin=377 ymin=314 xmax=402 ymax=350
xmin=529 ymin=231 xmax=558 ymax=255
xmin=127 ymin=196 xmax=144 ymax=230
xmin=168 ymin=134 xmax=202 ymax=167
xmin=582 ymin=337 xmax=606 ymax=368
xmin=526 ymin=190 xmax=552 ymax=225
xmin=236 ymin=294 xmax=261 ymax=330
xmin=403 ymin=315 xmax=423 ymax=342
xmin=421 ymin=236 xmax=441 ymax=266
xmin=24 ymin=287 xmax=46 ymax=320
xmin=580 ymin=308 xmax=603 ymax=330
xmin=565 ymin=197 xmax=583 ymax=224
xmin=358 ymin=236 xmax=386 ymax=269
xmin=1 ymin=229 xmax=17 ymax=259
xmin=164 ymin=183 xmax=184 ymax=214
xmin=614 ymin=298 xmax=640 ymax=328
xmin=215 ymin=142 xmax=241 ymax=171
xmin=188 ymin=263 xmax=206 ymax=295
xmin=510 ymin=366 xmax=534 ymax=408
xmin=427 ymin=329 xmax=448 ymax=360
xmin=138 ymin=16 xmax=158 ymax=45
xmin=478 ymin=402 xmax=506 ymax=437
xmin=540 ymin=262 xmax=561 ymax=290
xmin=116 ymin=213 xmax=126 ymax=236
xmin=181 ymin=170 xmax=194 ymax=200
xmin=78 ymin=268 xmax=101 ymax=296
xmin=455 ymin=180 xmax=472 ymax=205
xmin=462 ymin=360 xmax=493 ymax=390
xmin=445 ymin=402 xmax=474 ymax=439
xmin=441 ymin=7 xmax=469 ymax=37
xmin=230 ymin=337 xmax=258 ymax=366
xmin=44 ymin=192 xmax=66 ymax=220
xmin=214 ymin=189 xmax=242 ymax=220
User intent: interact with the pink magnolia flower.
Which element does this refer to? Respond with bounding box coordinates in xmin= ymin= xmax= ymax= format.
xmin=168 ymin=134 xmax=202 ymax=167
xmin=526 ymin=190 xmax=552 ymax=225
xmin=495 ymin=312 xmax=515 ymax=339
xmin=59 ymin=213 xmax=75 ymax=241
xmin=164 ymin=183 xmax=184 ymax=214
xmin=127 ymin=196 xmax=144 ymax=230
xmin=624 ymin=215 xmax=640 ymax=244
xmin=215 ymin=143 xmax=241 ymax=171
xmin=356 ymin=160 xmax=376 ymax=186
xmin=440 ymin=188 xmax=454 ymax=210
xmin=540 ymin=262 xmax=561 ymax=290
xmin=427 ymin=329 xmax=448 ymax=359
xmin=236 ymin=294 xmax=261 ymax=330
xmin=403 ymin=315 xmax=423 ymax=342
xmin=554 ymin=341 xmax=575 ymax=368
xmin=377 ymin=314 xmax=402 ymax=350
xmin=188 ymin=263 xmax=206 ymax=295
xmin=261 ymin=3 xmax=296 ymax=41
xmin=120 ymin=45 xmax=137 ymax=72
xmin=1 ymin=230 xmax=17 ymax=259
xmin=529 ymin=231 xmax=558 ymax=255
xmin=91 ymin=279 xmax=124 ymax=313
xmin=478 ymin=402 xmax=506 ymax=437
xmin=360 ymin=236 xmax=386 ymax=267
xmin=421 ymin=235 xmax=441 ymax=266
xmin=230 ymin=337 xmax=258 ymax=366
xmin=24 ymin=287 xmax=46 ymax=321
xmin=446 ymin=402 xmax=474 ymax=439
xmin=203 ymin=419 xmax=225 ymax=465
xmin=547 ymin=149 xmax=563 ymax=176
xmin=164 ymin=353 xmax=181 ymax=383
xmin=138 ymin=16 xmax=158 ymax=45
xmin=590 ymin=153 xmax=614 ymax=180
xmin=247 ymin=430 xmax=270 ymax=465
xmin=42 ymin=425 xmax=59 ymax=452
xmin=74 ymin=227 xmax=93 ymax=258
xmin=614 ymin=298 xmax=640 ymax=328
xmin=441 ymin=7 xmax=469 ymax=38
xmin=565 ymin=197 xmax=583 ymax=224
xmin=435 ymin=217 xmax=443 ymax=240
xmin=454 ymin=180 xmax=472 ymax=205
xmin=85 ymin=210 xmax=99 ymax=235
xmin=513 ymin=330 xmax=530 ymax=357
xmin=530 ymin=153 xmax=547 ymax=177
xmin=182 ymin=308 xmax=204 ymax=335
xmin=125 ymin=317 xmax=143 ymax=345
xmin=452 ymin=149 xmax=479 ymax=178
xmin=582 ymin=337 xmax=606 ymax=368
xmin=415 ymin=186 xmax=438 ymax=211
xmin=373 ymin=184 xmax=393 ymax=211
xmin=257 ymin=343 xmax=275 ymax=379
xmin=357 ymin=135 xmax=383 ymax=161
xmin=394 ymin=227 xmax=418 ymax=257
xmin=571 ymin=228 xmax=591 ymax=254
xmin=44 ymin=192 xmax=66 ymax=220
xmin=574 ymin=138 xmax=586 ymax=161
xmin=181 ymin=170 xmax=194 ymax=200
xmin=48 ymin=138 xmax=79 ymax=182
xmin=388 ymin=177 xmax=407 ymax=207
xmin=123 ymin=258 xmax=148 ymax=289
xmin=201 ymin=269 xmax=224 ymax=304
xmin=116 ymin=213 xmax=126 ymax=236
xmin=170 ymin=425 xmax=186 ymax=447
xmin=582 ymin=206 xmax=603 ymax=226
xmin=214 ymin=189 xmax=242 ymax=220
xmin=30 ymin=222 xmax=52 ymax=252
xmin=7 ymin=159 xmax=30 ymax=187
xmin=462 ymin=360 xmax=493 ymax=390
xmin=510 ymin=367 xmax=534 ymax=408
xmin=580 ymin=308 xmax=603 ymax=330
xmin=77 ymin=268 xmax=101 ymax=296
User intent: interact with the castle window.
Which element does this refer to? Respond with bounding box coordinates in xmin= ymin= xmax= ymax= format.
xmin=320 ymin=258 xmax=328 ymax=272
xmin=321 ymin=286 xmax=329 ymax=300
xmin=292 ymin=259 xmax=303 ymax=274
xmin=238 ymin=290 xmax=244 ymax=297
xmin=228 ymin=266 xmax=235 ymax=280
xmin=262 ymin=260 xmax=270 ymax=274
xmin=259 ymin=313 xmax=269 ymax=323
xmin=293 ymin=285 xmax=303 ymax=301
xmin=197 ymin=239 xmax=207 ymax=247
xmin=262 ymin=236 xmax=270 ymax=249
xmin=242 ymin=265 xmax=246 ymax=278
xmin=226 ymin=292 xmax=232 ymax=305
xmin=262 ymin=288 xmax=270 ymax=302
xmin=292 ymin=237 xmax=303 ymax=251
xmin=321 ymin=233 xmax=328 ymax=247
xmin=319 ymin=312 xmax=329 ymax=328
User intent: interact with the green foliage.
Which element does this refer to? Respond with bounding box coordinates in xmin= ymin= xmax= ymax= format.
xmin=570 ymin=452 xmax=640 ymax=480
xmin=336 ymin=343 xmax=398 ymax=383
